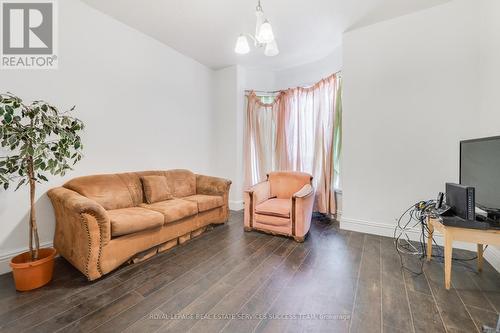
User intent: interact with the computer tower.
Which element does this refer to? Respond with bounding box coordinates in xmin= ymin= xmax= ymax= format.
xmin=446 ymin=183 xmax=475 ymax=221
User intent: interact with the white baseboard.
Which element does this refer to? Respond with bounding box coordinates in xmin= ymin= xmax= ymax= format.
xmin=340 ymin=217 xmax=500 ymax=272
xmin=0 ymin=241 xmax=53 ymax=275
xmin=229 ymin=200 xmax=244 ymax=211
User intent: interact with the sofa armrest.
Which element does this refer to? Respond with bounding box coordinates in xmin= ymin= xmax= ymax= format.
xmin=292 ymin=184 xmax=315 ymax=238
xmin=196 ymin=174 xmax=232 ymax=196
xmin=47 ymin=187 xmax=110 ymax=280
xmin=196 ymin=174 xmax=232 ymax=223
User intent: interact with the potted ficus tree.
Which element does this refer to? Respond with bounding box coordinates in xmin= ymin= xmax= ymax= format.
xmin=0 ymin=93 xmax=84 ymax=291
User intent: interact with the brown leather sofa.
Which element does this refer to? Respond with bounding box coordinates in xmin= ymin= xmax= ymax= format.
xmin=48 ymin=169 xmax=231 ymax=280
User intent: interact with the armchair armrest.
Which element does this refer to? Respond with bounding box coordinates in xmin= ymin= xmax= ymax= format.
xmin=47 ymin=187 xmax=110 ymax=280
xmin=245 ymin=181 xmax=270 ymax=205
xmin=293 ymin=184 xmax=314 ymax=199
xmin=196 ymin=174 xmax=232 ymax=196
xmin=244 ymin=181 xmax=270 ymax=230
xmin=292 ymin=184 xmax=315 ymax=239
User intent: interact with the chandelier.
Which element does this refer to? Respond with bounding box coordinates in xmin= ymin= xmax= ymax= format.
xmin=234 ymin=0 xmax=279 ymax=57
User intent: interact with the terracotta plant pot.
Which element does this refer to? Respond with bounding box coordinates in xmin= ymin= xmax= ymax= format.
xmin=10 ymin=248 xmax=56 ymax=291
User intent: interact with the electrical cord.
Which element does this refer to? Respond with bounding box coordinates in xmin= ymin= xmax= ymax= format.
xmin=394 ymin=200 xmax=484 ymax=276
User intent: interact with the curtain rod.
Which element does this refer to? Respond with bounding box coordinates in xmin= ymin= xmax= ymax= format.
xmin=244 ymin=70 xmax=341 ymax=94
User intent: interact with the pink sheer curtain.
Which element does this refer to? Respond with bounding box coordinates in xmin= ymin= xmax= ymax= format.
xmin=244 ymin=73 xmax=341 ymax=215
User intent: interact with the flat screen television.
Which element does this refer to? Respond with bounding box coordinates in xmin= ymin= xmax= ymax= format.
xmin=460 ymin=136 xmax=500 ymax=216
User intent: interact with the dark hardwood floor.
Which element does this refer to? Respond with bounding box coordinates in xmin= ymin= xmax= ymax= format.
xmin=1 ymin=211 xmax=499 ymax=332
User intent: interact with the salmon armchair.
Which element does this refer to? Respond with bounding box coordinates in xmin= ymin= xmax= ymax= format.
xmin=244 ymin=171 xmax=315 ymax=242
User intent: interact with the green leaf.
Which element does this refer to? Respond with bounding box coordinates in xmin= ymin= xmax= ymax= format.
xmin=0 ymin=94 xmax=84 ymax=181
xmin=15 ymin=178 xmax=26 ymax=191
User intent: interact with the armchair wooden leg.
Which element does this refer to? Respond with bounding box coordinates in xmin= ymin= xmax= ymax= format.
xmin=244 ymin=226 xmax=253 ymax=232
xmin=293 ymin=236 xmax=305 ymax=243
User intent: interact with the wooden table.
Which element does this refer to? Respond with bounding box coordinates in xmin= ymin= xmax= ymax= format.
xmin=427 ymin=217 xmax=500 ymax=290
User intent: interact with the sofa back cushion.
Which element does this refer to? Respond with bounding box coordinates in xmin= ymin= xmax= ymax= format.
xmin=141 ymin=175 xmax=173 ymax=204
xmin=63 ymin=169 xmax=197 ymax=209
xmin=268 ymin=171 xmax=312 ymax=199
xmin=165 ymin=169 xmax=196 ymax=198
xmin=64 ymin=174 xmax=134 ymax=210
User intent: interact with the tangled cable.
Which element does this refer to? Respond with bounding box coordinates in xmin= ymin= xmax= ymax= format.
xmin=394 ymin=200 xmax=482 ymax=275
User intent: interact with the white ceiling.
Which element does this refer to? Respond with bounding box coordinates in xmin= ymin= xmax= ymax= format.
xmin=81 ymin=0 xmax=451 ymax=71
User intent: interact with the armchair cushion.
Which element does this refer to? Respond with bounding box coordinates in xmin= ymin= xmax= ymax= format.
xmin=108 ymin=207 xmax=164 ymax=237
xmin=141 ymin=175 xmax=173 ymax=204
xmin=255 ymin=198 xmax=290 ymax=218
xmin=255 ymin=214 xmax=290 ymax=227
xmin=140 ymin=199 xmax=198 ymax=224
xmin=183 ymin=194 xmax=223 ymax=212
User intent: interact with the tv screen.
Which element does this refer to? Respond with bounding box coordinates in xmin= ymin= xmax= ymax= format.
xmin=460 ymin=136 xmax=500 ymax=212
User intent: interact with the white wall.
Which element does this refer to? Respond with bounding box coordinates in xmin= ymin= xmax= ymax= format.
xmin=274 ymin=48 xmax=343 ymax=89
xmin=341 ymin=0 xmax=480 ymax=235
xmin=211 ymin=66 xmax=245 ymax=209
xmin=0 ymin=0 xmax=215 ymax=273
xmin=211 ymin=66 xmax=277 ymax=210
xmin=479 ymin=0 xmax=500 ymax=136
xmin=243 ymin=68 xmax=277 ymax=91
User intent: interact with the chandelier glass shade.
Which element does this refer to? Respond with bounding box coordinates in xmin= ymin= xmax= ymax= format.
xmin=257 ymin=20 xmax=274 ymax=44
xmin=235 ymin=35 xmax=250 ymax=54
xmin=264 ymin=38 xmax=279 ymax=57
xmin=235 ymin=0 xmax=279 ymax=57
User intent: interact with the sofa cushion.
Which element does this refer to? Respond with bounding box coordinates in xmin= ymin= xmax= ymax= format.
xmin=165 ymin=169 xmax=196 ymax=198
xmin=183 ymin=194 xmax=223 ymax=212
xmin=64 ymin=174 xmax=134 ymax=210
xmin=140 ymin=199 xmax=198 ymax=224
xmin=108 ymin=207 xmax=164 ymax=237
xmin=255 ymin=198 xmax=291 ymax=218
xmin=141 ymin=175 xmax=173 ymax=204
